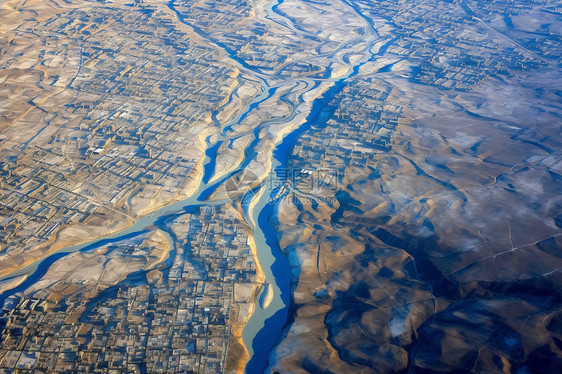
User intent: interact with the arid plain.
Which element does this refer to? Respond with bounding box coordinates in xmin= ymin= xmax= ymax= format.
xmin=0 ymin=0 xmax=561 ymax=373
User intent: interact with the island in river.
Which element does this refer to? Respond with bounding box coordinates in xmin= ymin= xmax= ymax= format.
xmin=0 ymin=0 xmax=561 ymax=373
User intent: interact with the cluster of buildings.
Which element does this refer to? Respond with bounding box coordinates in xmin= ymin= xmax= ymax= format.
xmin=0 ymin=5 xmax=248 ymax=262
xmin=289 ymin=0 xmax=557 ymax=186
xmin=353 ymin=0 xmax=552 ymax=90
xmin=290 ymin=76 xmax=401 ymax=185
xmin=0 ymin=205 xmax=258 ymax=372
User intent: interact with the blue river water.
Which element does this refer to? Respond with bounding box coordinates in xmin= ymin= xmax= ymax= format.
xmin=243 ymin=70 xmax=356 ymax=371
xmin=0 ymin=230 xmax=149 ymax=308
xmin=244 ymin=194 xmax=292 ymax=373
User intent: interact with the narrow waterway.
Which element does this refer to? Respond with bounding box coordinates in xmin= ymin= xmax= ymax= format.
xmin=242 ymin=66 xmax=367 ymax=373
